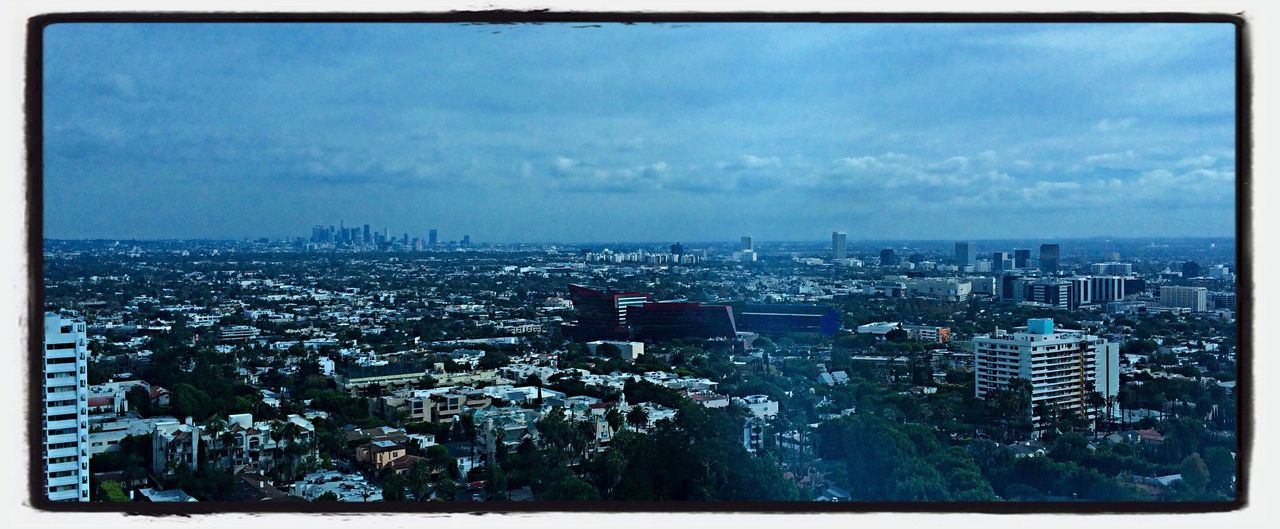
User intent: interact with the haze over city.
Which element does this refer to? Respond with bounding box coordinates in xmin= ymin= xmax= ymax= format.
xmin=43 ymin=23 xmax=1235 ymax=242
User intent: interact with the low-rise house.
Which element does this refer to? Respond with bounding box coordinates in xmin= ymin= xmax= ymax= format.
xmin=291 ymin=470 xmax=383 ymax=502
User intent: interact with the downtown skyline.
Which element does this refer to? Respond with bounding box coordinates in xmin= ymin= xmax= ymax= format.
xmin=42 ymin=22 xmax=1237 ymax=242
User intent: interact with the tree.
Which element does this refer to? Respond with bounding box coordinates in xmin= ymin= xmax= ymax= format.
xmin=1203 ymin=446 xmax=1235 ymax=493
xmin=312 ymin=491 xmax=339 ymax=502
xmin=98 ymin=480 xmax=130 ymax=502
xmin=626 ymin=407 xmax=649 ymax=431
xmin=1180 ymin=453 xmax=1210 ymax=492
xmin=540 ymin=473 xmax=601 ymax=500
xmin=604 ymin=407 xmax=623 ymax=434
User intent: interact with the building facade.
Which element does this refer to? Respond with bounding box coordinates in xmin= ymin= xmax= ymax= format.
xmin=974 ymin=319 xmax=1118 ymax=433
xmin=1161 ymin=286 xmax=1209 ymax=312
xmin=43 ymin=312 xmax=91 ymax=502
xmin=832 ymin=232 xmax=847 ymax=260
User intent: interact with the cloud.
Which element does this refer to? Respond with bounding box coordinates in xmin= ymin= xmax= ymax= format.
xmin=716 ymin=155 xmax=782 ymax=171
xmin=1084 ymin=150 xmax=1137 ymax=165
xmin=1094 ymin=118 xmax=1137 ymax=132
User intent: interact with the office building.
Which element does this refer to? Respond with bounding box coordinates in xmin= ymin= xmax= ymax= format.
xmin=990 ymin=251 xmax=1008 ymax=272
xmin=363 ymin=224 xmax=371 ymax=244
xmin=462 ymin=235 xmax=471 ymax=246
xmin=955 ymin=241 xmax=976 ymax=267
xmin=741 ymin=236 xmax=754 ymax=251
xmin=1039 ymin=244 xmax=1061 ymax=274
xmin=566 ymin=284 xmax=652 ymax=341
xmin=1090 ymin=262 xmax=1133 ymax=276
xmin=671 ymin=242 xmax=684 ymax=256
xmin=880 ymin=248 xmax=899 ymax=266
xmin=43 ymin=312 xmax=90 ymax=502
xmin=726 ymin=303 xmax=841 ymax=336
xmin=831 ymin=232 xmax=847 ymax=260
xmin=1161 ymin=286 xmax=1209 ymax=312
xmin=1028 ymin=278 xmax=1073 ymax=309
xmin=974 ymin=318 xmax=1118 ymax=432
xmin=1013 ymin=249 xmax=1032 ymax=269
xmin=1089 ymin=276 xmax=1127 ymax=303
xmin=626 ymin=302 xmax=737 ymax=341
xmin=428 ymin=229 xmax=438 ymax=246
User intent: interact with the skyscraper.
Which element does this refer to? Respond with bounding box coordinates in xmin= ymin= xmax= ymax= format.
xmin=954 ymin=241 xmax=976 ymax=267
xmin=991 ymin=251 xmax=1012 ymax=272
xmin=831 ymin=231 xmax=847 ymax=260
xmin=741 ymin=236 xmax=754 ymax=251
xmin=974 ymin=318 xmax=1118 ymax=433
xmin=462 ymin=235 xmax=471 ymax=246
xmin=363 ymin=224 xmax=371 ymax=244
xmin=1013 ymin=249 xmax=1032 ymax=269
xmin=671 ymin=242 xmax=684 ymax=256
xmin=43 ymin=312 xmax=90 ymax=502
xmin=879 ymin=248 xmax=899 ymax=266
xmin=428 ymin=229 xmax=438 ymax=247
xmin=1039 ymin=244 xmax=1061 ymax=274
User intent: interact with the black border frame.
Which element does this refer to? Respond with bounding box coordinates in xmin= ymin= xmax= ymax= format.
xmin=25 ymin=10 xmax=1251 ymax=515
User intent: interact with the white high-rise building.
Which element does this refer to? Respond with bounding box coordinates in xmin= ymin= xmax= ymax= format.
xmin=43 ymin=312 xmax=90 ymax=502
xmin=974 ymin=318 xmax=1119 ymax=433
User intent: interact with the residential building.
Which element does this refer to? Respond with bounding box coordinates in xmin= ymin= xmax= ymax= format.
xmin=43 ymin=312 xmax=91 ymax=502
xmin=832 ymin=232 xmax=847 ymax=260
xmin=974 ymin=319 xmax=1118 ymax=433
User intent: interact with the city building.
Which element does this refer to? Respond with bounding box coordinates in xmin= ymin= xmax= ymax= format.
xmin=974 ymin=319 xmax=1119 ymax=433
xmin=1161 ymin=286 xmax=1209 ymax=312
xmin=428 ymin=228 xmax=438 ymax=246
xmin=992 ymin=251 xmax=1012 ymax=272
xmin=1091 ymin=262 xmax=1133 ymax=276
xmin=1014 ymin=249 xmax=1032 ymax=269
xmin=43 ymin=312 xmax=90 ymax=502
xmin=586 ymin=340 xmax=646 ymax=362
xmin=741 ymin=236 xmax=754 ymax=251
xmin=726 ymin=303 xmax=840 ymax=336
xmin=954 ymin=241 xmax=976 ymax=267
xmin=566 ymin=284 xmax=652 ymax=341
xmin=626 ymin=302 xmax=737 ymax=342
xmin=1039 ymin=244 xmax=1061 ymax=274
xmin=831 ymin=231 xmax=847 ymax=260
xmin=880 ymin=248 xmax=899 ymax=266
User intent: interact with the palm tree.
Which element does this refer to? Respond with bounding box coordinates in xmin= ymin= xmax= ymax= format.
xmin=205 ymin=416 xmax=227 ymax=468
xmin=626 ymin=407 xmax=649 ymax=432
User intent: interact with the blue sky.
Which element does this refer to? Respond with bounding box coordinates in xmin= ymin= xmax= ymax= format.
xmin=42 ymin=22 xmax=1237 ymax=242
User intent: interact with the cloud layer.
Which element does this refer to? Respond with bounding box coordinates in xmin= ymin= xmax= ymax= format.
xmin=42 ymin=23 xmax=1237 ymax=242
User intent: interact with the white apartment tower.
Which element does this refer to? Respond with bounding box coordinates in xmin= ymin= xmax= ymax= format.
xmin=1161 ymin=286 xmax=1209 ymax=312
xmin=43 ymin=312 xmax=90 ymax=502
xmin=974 ymin=318 xmax=1119 ymax=433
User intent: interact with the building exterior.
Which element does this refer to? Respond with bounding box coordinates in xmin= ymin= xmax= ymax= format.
xmin=727 ymin=303 xmax=840 ymax=336
xmin=1091 ymin=262 xmax=1133 ymax=276
xmin=741 ymin=236 xmax=754 ymax=251
xmin=1013 ymin=249 xmax=1032 ymax=269
xmin=428 ymin=228 xmax=438 ymax=246
xmin=566 ymin=284 xmax=652 ymax=341
xmin=880 ymin=248 xmax=899 ymax=266
xmin=908 ymin=278 xmax=973 ymax=302
xmin=1089 ymin=276 xmax=1127 ymax=303
xmin=586 ymin=340 xmax=646 ymax=362
xmin=626 ymin=302 xmax=737 ymax=341
xmin=1028 ymin=278 xmax=1073 ymax=309
xmin=1161 ymin=286 xmax=1209 ymax=312
xmin=43 ymin=312 xmax=91 ymax=502
xmin=974 ymin=319 xmax=1118 ymax=433
xmin=831 ymin=231 xmax=847 ymax=260
xmin=992 ymin=251 xmax=1012 ymax=272
xmin=1039 ymin=244 xmax=1061 ymax=274
xmin=954 ymin=241 xmax=976 ymax=267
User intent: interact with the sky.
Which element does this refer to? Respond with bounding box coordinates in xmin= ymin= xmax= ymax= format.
xmin=42 ymin=22 xmax=1237 ymax=243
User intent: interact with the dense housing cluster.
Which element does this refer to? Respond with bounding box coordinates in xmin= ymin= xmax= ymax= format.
xmin=41 ymin=235 xmax=1238 ymax=503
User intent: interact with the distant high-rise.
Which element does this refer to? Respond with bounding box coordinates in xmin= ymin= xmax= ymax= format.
xmin=741 ymin=236 xmax=754 ymax=251
xmin=671 ymin=242 xmax=684 ymax=256
xmin=429 ymin=229 xmax=438 ymax=246
xmin=991 ymin=251 xmax=1012 ymax=272
xmin=1013 ymin=249 xmax=1032 ymax=269
xmin=43 ymin=312 xmax=90 ymax=502
xmin=363 ymin=224 xmax=371 ymax=244
xmin=954 ymin=241 xmax=976 ymax=267
xmin=462 ymin=235 xmax=471 ymax=246
xmin=1161 ymin=286 xmax=1208 ymax=312
xmin=831 ymin=232 xmax=847 ymax=260
xmin=1039 ymin=244 xmax=1061 ymax=274
xmin=879 ymin=248 xmax=899 ymax=266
